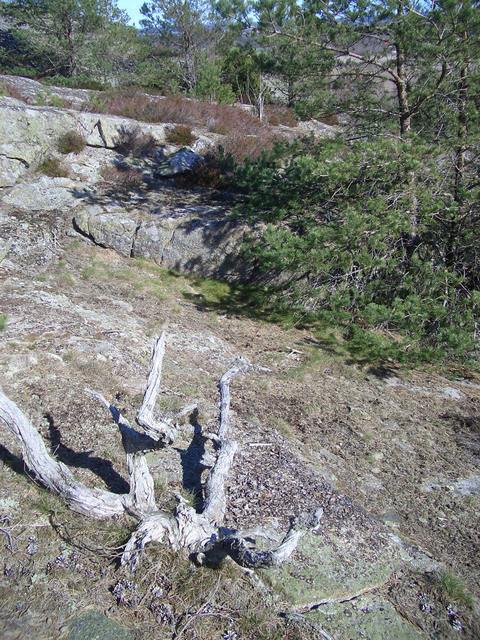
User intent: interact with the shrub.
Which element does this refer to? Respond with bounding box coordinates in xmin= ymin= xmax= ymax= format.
xmin=100 ymin=165 xmax=143 ymax=191
xmin=174 ymin=152 xmax=225 ymax=189
xmin=86 ymin=92 xmax=111 ymax=114
xmin=265 ymin=105 xmax=298 ymax=127
xmin=192 ymin=56 xmax=236 ymax=105
xmin=57 ymin=131 xmax=87 ymax=154
xmin=85 ymin=88 xmax=267 ymax=137
xmin=114 ymin=126 xmax=157 ymax=157
xmin=165 ymin=125 xmax=196 ymax=146
xmin=37 ymin=157 xmax=69 ymax=178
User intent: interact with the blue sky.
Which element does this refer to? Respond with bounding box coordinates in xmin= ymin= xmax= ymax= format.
xmin=117 ymin=0 xmax=144 ymax=25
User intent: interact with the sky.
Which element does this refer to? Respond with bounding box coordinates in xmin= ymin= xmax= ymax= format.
xmin=117 ymin=0 xmax=144 ymax=26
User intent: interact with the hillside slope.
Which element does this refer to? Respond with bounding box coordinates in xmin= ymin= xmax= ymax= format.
xmin=0 ymin=84 xmax=479 ymax=640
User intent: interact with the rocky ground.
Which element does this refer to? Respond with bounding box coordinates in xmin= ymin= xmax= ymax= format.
xmin=0 ymin=82 xmax=479 ymax=640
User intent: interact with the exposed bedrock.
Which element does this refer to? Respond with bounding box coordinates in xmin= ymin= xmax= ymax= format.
xmin=73 ymin=203 xmax=249 ymax=280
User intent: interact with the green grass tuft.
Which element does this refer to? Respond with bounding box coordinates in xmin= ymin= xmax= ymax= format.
xmin=438 ymin=570 xmax=474 ymax=608
xmin=37 ymin=156 xmax=69 ymax=178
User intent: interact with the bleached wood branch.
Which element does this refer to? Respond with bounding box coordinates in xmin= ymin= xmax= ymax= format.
xmin=121 ymin=493 xmax=217 ymax=570
xmin=136 ymin=332 xmax=177 ymax=444
xmin=217 ymin=357 xmax=252 ymax=440
xmin=0 ymin=387 xmax=128 ymax=518
xmin=203 ymin=358 xmax=252 ymax=525
xmin=202 ymin=439 xmax=238 ymax=526
xmin=86 ymin=389 xmax=157 ymax=515
xmin=219 ymin=510 xmax=323 ymax=569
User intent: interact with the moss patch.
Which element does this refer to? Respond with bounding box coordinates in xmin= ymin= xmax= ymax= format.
xmin=261 ymin=531 xmax=397 ymax=607
xmin=305 ymin=595 xmax=425 ymax=640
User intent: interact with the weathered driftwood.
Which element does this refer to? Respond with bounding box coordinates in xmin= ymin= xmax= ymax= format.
xmin=136 ymin=333 xmax=176 ymax=444
xmin=132 ymin=332 xmax=195 ymax=444
xmin=0 ymin=332 xmax=321 ymax=571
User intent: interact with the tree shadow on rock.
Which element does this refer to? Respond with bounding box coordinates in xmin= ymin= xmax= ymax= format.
xmin=44 ymin=412 xmax=129 ymax=494
xmin=175 ymin=410 xmax=206 ymax=512
xmin=0 ymin=444 xmax=25 ymax=476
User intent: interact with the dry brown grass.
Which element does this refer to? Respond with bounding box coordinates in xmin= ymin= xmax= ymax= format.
xmin=165 ymin=124 xmax=196 ymax=146
xmin=86 ymin=87 xmax=282 ymax=140
xmin=100 ymin=165 xmax=144 ymax=191
xmin=265 ymin=105 xmax=298 ymax=127
xmin=114 ymin=126 xmax=158 ymax=157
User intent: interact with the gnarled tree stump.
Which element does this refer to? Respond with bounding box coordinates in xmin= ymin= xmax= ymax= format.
xmin=0 ymin=332 xmax=322 ymax=571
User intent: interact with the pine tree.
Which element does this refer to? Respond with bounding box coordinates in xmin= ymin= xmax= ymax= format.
xmin=0 ymin=0 xmax=127 ymax=77
xmin=140 ymin=0 xmax=218 ymax=91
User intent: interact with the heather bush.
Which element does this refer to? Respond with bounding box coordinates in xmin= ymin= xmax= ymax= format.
xmin=165 ymin=125 xmax=196 ymax=146
xmin=219 ymin=130 xmax=280 ymax=162
xmin=100 ymin=165 xmax=144 ymax=191
xmin=265 ymin=105 xmax=298 ymax=127
xmin=57 ymin=131 xmax=86 ymax=154
xmin=114 ymin=127 xmax=157 ymax=157
xmin=317 ymin=113 xmax=341 ymax=126
xmin=85 ymin=88 xmax=267 ymax=137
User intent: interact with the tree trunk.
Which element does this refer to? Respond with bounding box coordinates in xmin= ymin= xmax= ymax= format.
xmin=64 ymin=14 xmax=76 ymax=77
xmin=256 ymin=73 xmax=265 ymax=121
xmin=446 ymin=61 xmax=468 ymax=270
xmin=395 ymin=43 xmax=411 ymax=137
xmin=287 ymin=77 xmax=295 ymax=108
xmin=454 ymin=64 xmax=468 ymax=205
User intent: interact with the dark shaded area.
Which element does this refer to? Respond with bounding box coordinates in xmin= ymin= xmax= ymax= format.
xmin=176 ymin=410 xmax=206 ymax=512
xmin=366 ymin=365 xmax=398 ymax=380
xmin=182 ymin=281 xmax=283 ymax=320
xmin=441 ymin=411 xmax=480 ymax=462
xmin=103 ymin=402 xmax=157 ymax=455
xmin=44 ymin=412 xmax=129 ymax=493
xmin=0 ymin=28 xmax=46 ymax=78
xmin=70 ymin=160 xmax=234 ymax=207
xmin=0 ymin=443 xmax=25 ymax=476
